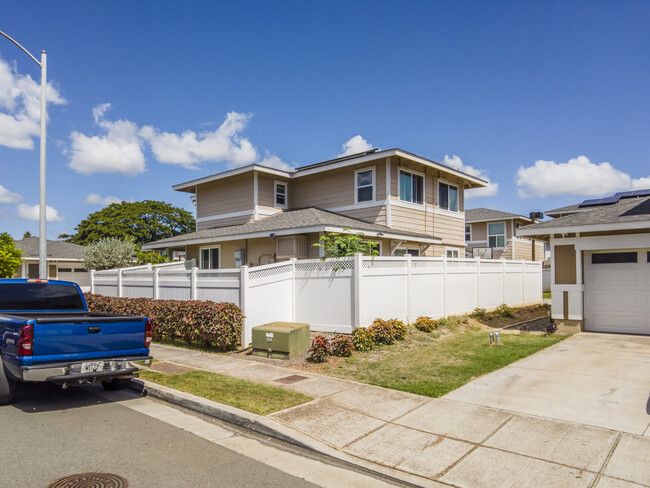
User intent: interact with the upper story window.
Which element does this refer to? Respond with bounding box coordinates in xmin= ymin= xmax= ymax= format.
xmin=465 ymin=224 xmax=472 ymax=241
xmin=488 ymin=222 xmax=505 ymax=249
xmin=438 ymin=181 xmax=459 ymax=212
xmin=399 ymin=169 xmax=424 ymax=205
xmin=355 ymin=167 xmax=375 ymax=204
xmin=274 ymin=181 xmax=287 ymax=209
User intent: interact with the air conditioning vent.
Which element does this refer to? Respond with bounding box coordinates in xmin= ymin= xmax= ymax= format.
xmin=277 ymin=236 xmax=308 ymax=258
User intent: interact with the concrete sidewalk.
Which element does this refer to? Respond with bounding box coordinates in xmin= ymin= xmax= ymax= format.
xmin=147 ymin=343 xmax=650 ymax=488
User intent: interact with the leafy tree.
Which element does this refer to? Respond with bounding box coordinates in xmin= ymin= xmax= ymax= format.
xmin=82 ymin=238 xmax=136 ymax=271
xmin=313 ymin=228 xmax=380 ymax=258
xmin=61 ymin=200 xmax=195 ymax=246
xmin=0 ymin=233 xmax=23 ymax=278
xmin=135 ymin=250 xmax=170 ymax=266
xmin=22 ymin=231 xmax=32 ymax=239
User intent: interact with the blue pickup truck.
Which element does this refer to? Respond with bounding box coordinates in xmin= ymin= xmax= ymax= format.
xmin=0 ymin=279 xmax=152 ymax=404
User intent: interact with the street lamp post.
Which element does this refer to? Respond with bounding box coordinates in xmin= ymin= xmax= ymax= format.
xmin=0 ymin=31 xmax=48 ymax=279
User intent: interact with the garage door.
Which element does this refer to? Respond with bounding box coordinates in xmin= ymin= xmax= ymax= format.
xmin=57 ymin=267 xmax=90 ymax=287
xmin=584 ymin=250 xmax=650 ymax=335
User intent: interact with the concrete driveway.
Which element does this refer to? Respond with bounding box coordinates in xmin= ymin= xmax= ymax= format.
xmin=445 ymin=332 xmax=650 ymax=435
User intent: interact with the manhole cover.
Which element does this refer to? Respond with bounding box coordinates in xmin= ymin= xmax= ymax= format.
xmin=275 ymin=374 xmax=308 ymax=384
xmin=48 ymin=472 xmax=128 ymax=488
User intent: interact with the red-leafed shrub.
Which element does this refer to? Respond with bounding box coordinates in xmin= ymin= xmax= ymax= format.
xmin=330 ymin=334 xmax=354 ymax=357
xmin=366 ymin=318 xmax=407 ymax=345
xmin=308 ymin=335 xmax=330 ymax=363
xmin=84 ymin=293 xmax=243 ymax=351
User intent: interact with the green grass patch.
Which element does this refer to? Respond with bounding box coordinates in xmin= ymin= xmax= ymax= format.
xmin=323 ymin=330 xmax=566 ymax=398
xmin=139 ymin=370 xmax=312 ymax=415
xmin=543 ymin=292 xmax=552 ymax=299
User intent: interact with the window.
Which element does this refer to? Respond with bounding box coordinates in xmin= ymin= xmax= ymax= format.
xmin=393 ymin=248 xmax=419 ymax=257
xmin=355 ymin=168 xmax=374 ymax=204
xmin=465 ymin=224 xmax=472 ymax=242
xmin=200 ymin=246 xmax=220 ymax=269
xmin=274 ymin=181 xmax=287 ymax=209
xmin=399 ymin=170 xmax=424 ymax=205
xmin=488 ymin=222 xmax=505 ymax=248
xmin=58 ymin=268 xmax=72 ymax=273
xmin=592 ymin=252 xmax=637 ymax=264
xmin=446 ymin=249 xmax=460 ymax=258
xmin=438 ymin=182 xmax=459 ymax=212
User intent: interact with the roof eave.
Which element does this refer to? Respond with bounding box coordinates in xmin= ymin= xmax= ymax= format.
xmin=142 ymin=226 xmax=442 ymax=250
xmin=517 ymin=220 xmax=650 ymax=239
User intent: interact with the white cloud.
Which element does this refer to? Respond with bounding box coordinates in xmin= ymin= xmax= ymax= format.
xmin=443 ymin=155 xmax=499 ymax=199
xmin=515 ymin=155 xmax=650 ymax=198
xmin=259 ymin=151 xmax=294 ymax=171
xmin=68 ymin=103 xmax=145 ymax=176
xmin=83 ymin=193 xmax=127 ymax=205
xmin=16 ymin=203 xmax=64 ymax=222
xmin=338 ymin=135 xmax=374 ymax=157
xmin=140 ymin=112 xmax=259 ymax=169
xmin=0 ymin=184 xmax=22 ymax=204
xmin=0 ymin=57 xmax=65 ymax=149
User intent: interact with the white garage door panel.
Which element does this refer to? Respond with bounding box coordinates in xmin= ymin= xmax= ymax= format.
xmin=584 ymin=250 xmax=650 ymax=335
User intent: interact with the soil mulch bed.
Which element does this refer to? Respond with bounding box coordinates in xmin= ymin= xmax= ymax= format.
xmin=231 ymin=304 xmax=551 ymax=371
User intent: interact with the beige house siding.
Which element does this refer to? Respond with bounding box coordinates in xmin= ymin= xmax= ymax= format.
xmin=554 ymin=244 xmax=576 ymax=284
xmin=433 ymin=212 xmax=466 ymax=246
xmin=337 ymin=206 xmax=387 ymax=226
xmin=292 ymin=161 xmax=386 ymax=215
xmin=196 ymin=214 xmax=253 ymax=231
xmin=513 ymin=240 xmax=546 ymax=261
xmin=258 ymin=173 xmax=290 ymax=209
xmin=391 ymin=205 xmax=432 ymax=235
xmin=196 ymin=173 xmax=254 ymax=221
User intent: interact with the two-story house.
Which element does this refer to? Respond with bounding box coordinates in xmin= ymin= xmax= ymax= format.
xmin=142 ymin=148 xmax=487 ymax=268
xmin=465 ymin=208 xmax=546 ymax=261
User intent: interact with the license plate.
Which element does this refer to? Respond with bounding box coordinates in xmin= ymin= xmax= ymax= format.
xmin=80 ymin=361 xmax=104 ymax=374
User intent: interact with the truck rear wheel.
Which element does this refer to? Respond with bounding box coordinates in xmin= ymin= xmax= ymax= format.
xmin=0 ymin=357 xmax=16 ymax=404
xmin=101 ymin=378 xmax=131 ymax=391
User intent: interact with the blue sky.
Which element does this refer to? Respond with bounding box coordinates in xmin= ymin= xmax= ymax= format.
xmin=1 ymin=1 xmax=649 ymax=239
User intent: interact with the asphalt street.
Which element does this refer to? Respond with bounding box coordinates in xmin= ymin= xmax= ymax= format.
xmin=0 ymin=382 xmax=376 ymax=488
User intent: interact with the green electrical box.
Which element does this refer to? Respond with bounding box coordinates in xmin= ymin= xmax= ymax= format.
xmin=251 ymin=322 xmax=311 ymax=360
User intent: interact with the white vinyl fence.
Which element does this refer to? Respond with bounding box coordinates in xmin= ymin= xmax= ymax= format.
xmin=92 ymin=255 xmax=543 ymax=345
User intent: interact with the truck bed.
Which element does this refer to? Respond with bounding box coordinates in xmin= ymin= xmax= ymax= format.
xmin=0 ymin=312 xmax=145 ymax=324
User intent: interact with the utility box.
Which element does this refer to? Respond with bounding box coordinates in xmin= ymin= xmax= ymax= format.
xmin=251 ymin=322 xmax=310 ymax=360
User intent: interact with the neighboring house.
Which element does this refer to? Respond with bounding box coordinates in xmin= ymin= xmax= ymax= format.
xmin=518 ymin=190 xmax=650 ymax=336
xmin=13 ymin=237 xmax=90 ymax=288
xmin=465 ymin=208 xmax=546 ymax=260
xmin=142 ymin=148 xmax=487 ymax=266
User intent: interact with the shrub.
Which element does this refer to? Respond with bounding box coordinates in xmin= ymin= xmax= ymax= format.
xmin=496 ymin=304 xmax=516 ymax=318
xmin=368 ymin=318 xmax=396 ymax=345
xmin=389 ymin=319 xmax=407 ymax=340
xmin=82 ymin=237 xmax=136 ymax=271
xmin=330 ymin=334 xmax=355 ymax=357
xmin=352 ymin=327 xmax=374 ymax=352
xmin=309 ymin=335 xmax=330 ymax=363
xmin=84 ymin=294 xmax=243 ymax=350
xmin=545 ymin=320 xmax=558 ymax=335
xmin=414 ymin=316 xmax=438 ymax=332
xmin=470 ymin=308 xmax=487 ymax=319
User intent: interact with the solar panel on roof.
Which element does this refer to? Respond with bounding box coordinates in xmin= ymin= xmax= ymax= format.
xmin=631 ymin=189 xmax=650 ymax=197
xmin=578 ymin=196 xmax=621 ymax=208
xmin=614 ymin=191 xmax=635 ymax=197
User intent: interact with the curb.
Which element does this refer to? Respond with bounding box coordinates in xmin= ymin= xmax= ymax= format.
xmin=126 ymin=379 xmax=438 ymax=488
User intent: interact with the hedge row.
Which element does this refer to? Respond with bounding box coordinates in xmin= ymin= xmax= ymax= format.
xmin=84 ymin=294 xmax=244 ymax=351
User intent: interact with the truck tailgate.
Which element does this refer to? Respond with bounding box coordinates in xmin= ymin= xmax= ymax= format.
xmin=33 ymin=318 xmax=146 ymax=356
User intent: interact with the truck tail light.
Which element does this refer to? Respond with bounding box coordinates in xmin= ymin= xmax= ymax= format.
xmin=144 ymin=319 xmax=152 ymax=348
xmin=18 ymin=324 xmax=34 ymax=356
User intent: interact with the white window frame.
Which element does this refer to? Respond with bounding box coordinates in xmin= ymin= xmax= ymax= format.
xmin=437 ymin=178 xmax=460 ymax=213
xmin=354 ymin=166 xmax=376 ymax=205
xmin=398 ymin=168 xmax=425 ymax=206
xmin=465 ymin=224 xmax=472 ymax=242
xmin=274 ymin=180 xmax=288 ymax=209
xmin=488 ymin=222 xmax=506 ymax=250
xmin=199 ymin=245 xmax=221 ymax=270
xmin=392 ymin=246 xmax=420 ymax=257
xmin=446 ymin=248 xmax=460 ymax=259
